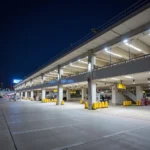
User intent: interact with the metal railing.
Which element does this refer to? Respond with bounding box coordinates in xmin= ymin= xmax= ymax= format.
xmin=25 ymin=0 xmax=149 ymax=79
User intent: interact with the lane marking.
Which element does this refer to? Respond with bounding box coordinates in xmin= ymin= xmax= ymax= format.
xmin=12 ymin=123 xmax=90 ymax=135
xmin=50 ymin=125 xmax=150 ymax=150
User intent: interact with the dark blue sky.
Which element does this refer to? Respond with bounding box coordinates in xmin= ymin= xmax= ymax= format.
xmin=0 ymin=0 xmax=138 ymax=87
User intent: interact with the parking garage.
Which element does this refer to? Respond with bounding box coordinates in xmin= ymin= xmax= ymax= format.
xmin=14 ymin=2 xmax=150 ymax=109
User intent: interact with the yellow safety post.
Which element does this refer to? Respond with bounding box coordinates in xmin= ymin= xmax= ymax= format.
xmin=99 ymin=102 xmax=102 ymax=108
xmin=102 ymin=101 xmax=105 ymax=108
xmin=123 ymin=101 xmax=126 ymax=106
xmin=105 ymin=101 xmax=108 ymax=108
xmin=97 ymin=102 xmax=100 ymax=108
xmin=139 ymin=101 xmax=141 ymax=106
xmin=136 ymin=101 xmax=139 ymax=106
xmin=85 ymin=102 xmax=88 ymax=109
xmin=92 ymin=103 xmax=97 ymax=110
xmin=80 ymin=100 xmax=83 ymax=104
xmin=61 ymin=100 xmax=64 ymax=105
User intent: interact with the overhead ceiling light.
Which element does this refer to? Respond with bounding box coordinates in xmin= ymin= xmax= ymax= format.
xmin=50 ymin=72 xmax=58 ymax=75
xmin=124 ymin=76 xmax=133 ymax=79
xmin=101 ymin=79 xmax=106 ymax=81
xmin=124 ymin=43 xmax=142 ymax=52
xmin=79 ymin=60 xmax=88 ymax=64
xmin=111 ymin=78 xmax=120 ymax=81
xmin=63 ymin=71 xmax=72 ymax=74
xmin=123 ymin=39 xmax=128 ymax=43
xmin=105 ymin=50 xmax=122 ymax=58
xmin=70 ymin=64 xmax=87 ymax=69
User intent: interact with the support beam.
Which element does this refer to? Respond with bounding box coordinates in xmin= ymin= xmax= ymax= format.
xmin=66 ymin=89 xmax=70 ymax=101
xmin=88 ymin=51 xmax=96 ymax=109
xmin=21 ymin=92 xmax=23 ymax=99
xmin=112 ymin=85 xmax=118 ymax=105
xmin=81 ymin=88 xmax=86 ymax=101
xmin=136 ymin=85 xmax=143 ymax=101
xmin=42 ymin=89 xmax=46 ymax=100
xmin=57 ymin=66 xmax=63 ymax=105
xmin=25 ymin=91 xmax=27 ymax=98
xmin=31 ymin=91 xmax=34 ymax=99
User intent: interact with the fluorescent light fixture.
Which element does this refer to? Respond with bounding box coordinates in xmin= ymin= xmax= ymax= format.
xmin=101 ymin=79 xmax=106 ymax=81
xmin=124 ymin=43 xmax=142 ymax=52
xmin=123 ymin=39 xmax=128 ymax=43
xmin=63 ymin=71 xmax=72 ymax=74
xmin=50 ymin=72 xmax=58 ymax=75
xmin=104 ymin=48 xmax=108 ymax=51
xmin=124 ymin=76 xmax=133 ymax=79
xmin=79 ymin=60 xmax=88 ymax=64
xmin=105 ymin=50 xmax=122 ymax=58
xmin=111 ymin=78 xmax=120 ymax=80
xmin=70 ymin=64 xmax=87 ymax=69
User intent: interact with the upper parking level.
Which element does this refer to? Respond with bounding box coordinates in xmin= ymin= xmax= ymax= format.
xmin=15 ymin=1 xmax=150 ymax=91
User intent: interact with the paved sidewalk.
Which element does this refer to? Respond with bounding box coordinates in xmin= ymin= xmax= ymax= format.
xmin=0 ymin=99 xmax=150 ymax=150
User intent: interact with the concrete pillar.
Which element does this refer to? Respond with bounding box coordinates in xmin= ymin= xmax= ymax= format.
xmin=112 ymin=85 xmax=118 ymax=105
xmin=25 ymin=91 xmax=27 ymax=98
xmin=31 ymin=91 xmax=34 ymax=99
xmin=36 ymin=91 xmax=39 ymax=101
xmin=66 ymin=89 xmax=70 ymax=101
xmin=41 ymin=74 xmax=46 ymax=84
xmin=21 ymin=92 xmax=23 ymax=99
xmin=82 ymin=88 xmax=86 ymax=101
xmin=57 ymin=66 xmax=63 ymax=105
xmin=88 ymin=51 xmax=96 ymax=109
xmin=42 ymin=89 xmax=46 ymax=100
xmin=136 ymin=85 xmax=143 ymax=101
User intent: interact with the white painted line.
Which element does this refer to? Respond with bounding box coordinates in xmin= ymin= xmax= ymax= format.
xmin=12 ymin=123 xmax=87 ymax=135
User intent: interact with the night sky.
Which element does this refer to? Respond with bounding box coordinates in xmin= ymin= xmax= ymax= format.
xmin=0 ymin=0 xmax=138 ymax=88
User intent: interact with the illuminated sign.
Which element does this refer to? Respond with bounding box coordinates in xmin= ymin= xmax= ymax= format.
xmin=13 ymin=79 xmax=22 ymax=84
xmin=70 ymin=90 xmax=76 ymax=94
xmin=117 ymin=83 xmax=126 ymax=90
xmin=53 ymin=89 xmax=58 ymax=93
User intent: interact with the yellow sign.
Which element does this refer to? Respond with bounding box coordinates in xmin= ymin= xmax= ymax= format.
xmin=117 ymin=83 xmax=126 ymax=90
xmin=53 ymin=89 xmax=58 ymax=93
xmin=70 ymin=90 xmax=76 ymax=94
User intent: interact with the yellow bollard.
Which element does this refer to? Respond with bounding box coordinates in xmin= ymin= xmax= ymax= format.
xmin=61 ymin=100 xmax=64 ymax=105
xmin=99 ymin=102 xmax=102 ymax=108
xmin=85 ymin=102 xmax=88 ymax=109
xmin=105 ymin=101 xmax=108 ymax=108
xmin=136 ymin=101 xmax=139 ymax=106
xmin=139 ymin=101 xmax=141 ymax=106
xmin=102 ymin=101 xmax=105 ymax=108
xmin=97 ymin=102 xmax=100 ymax=109
xmin=92 ymin=103 xmax=97 ymax=110
xmin=80 ymin=100 xmax=83 ymax=104
xmin=123 ymin=101 xmax=126 ymax=106
xmin=56 ymin=101 xmax=58 ymax=105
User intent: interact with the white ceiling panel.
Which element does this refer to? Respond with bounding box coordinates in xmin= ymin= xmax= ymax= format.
xmin=100 ymin=30 xmax=119 ymax=41
xmin=124 ymin=8 xmax=150 ymax=30
xmin=112 ymin=23 xmax=131 ymax=35
xmin=139 ymin=35 xmax=150 ymax=46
